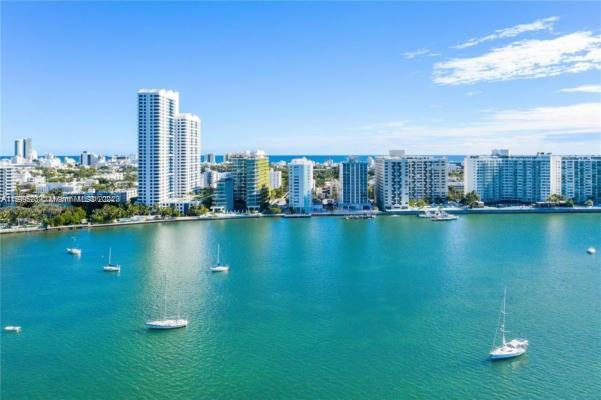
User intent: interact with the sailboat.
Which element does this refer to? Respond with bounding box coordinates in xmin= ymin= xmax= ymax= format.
xmin=103 ymin=248 xmax=120 ymax=272
xmin=145 ymin=273 xmax=188 ymax=330
xmin=489 ymin=288 xmax=528 ymax=360
xmin=210 ymin=244 xmax=229 ymax=272
xmin=67 ymin=237 xmax=82 ymax=256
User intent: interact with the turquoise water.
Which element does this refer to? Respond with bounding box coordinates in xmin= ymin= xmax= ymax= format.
xmin=1 ymin=215 xmax=600 ymax=399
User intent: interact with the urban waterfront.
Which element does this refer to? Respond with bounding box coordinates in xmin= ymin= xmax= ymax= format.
xmin=2 ymin=214 xmax=600 ymax=399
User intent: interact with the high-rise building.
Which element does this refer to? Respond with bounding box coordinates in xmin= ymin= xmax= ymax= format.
xmin=230 ymin=150 xmax=269 ymax=210
xmin=137 ymin=89 xmax=201 ymax=206
xmin=463 ymin=151 xmax=561 ymax=204
xmin=206 ymin=153 xmax=216 ymax=164
xmin=375 ymin=152 xmax=448 ymax=210
xmin=269 ymin=169 xmax=282 ymax=189
xmin=288 ymin=158 xmax=313 ymax=213
xmin=561 ymin=155 xmax=601 ymax=204
xmin=339 ymin=157 xmax=369 ymax=210
xmin=23 ymin=138 xmax=33 ymax=160
xmin=14 ymin=139 xmax=23 ymax=158
xmin=174 ymin=113 xmax=201 ymax=197
xmin=0 ymin=164 xmax=16 ymax=200
xmin=214 ymin=173 xmax=234 ymax=211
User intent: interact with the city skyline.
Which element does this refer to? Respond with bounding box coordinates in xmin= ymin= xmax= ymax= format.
xmin=2 ymin=2 xmax=600 ymax=155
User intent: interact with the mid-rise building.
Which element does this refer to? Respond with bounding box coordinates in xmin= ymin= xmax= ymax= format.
xmin=213 ymin=173 xmax=234 ymax=211
xmin=375 ymin=152 xmax=448 ymax=210
xmin=137 ymin=89 xmax=201 ymax=206
xmin=269 ymin=169 xmax=282 ymax=189
xmin=230 ymin=150 xmax=269 ymax=210
xmin=174 ymin=113 xmax=201 ymax=196
xmin=561 ymin=155 xmax=601 ymax=204
xmin=463 ymin=151 xmax=561 ymax=204
xmin=339 ymin=157 xmax=369 ymax=210
xmin=288 ymin=158 xmax=313 ymax=213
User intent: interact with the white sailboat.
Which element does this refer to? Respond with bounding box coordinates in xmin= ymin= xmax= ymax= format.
xmin=67 ymin=237 xmax=82 ymax=256
xmin=489 ymin=288 xmax=528 ymax=360
xmin=145 ymin=274 xmax=188 ymax=330
xmin=103 ymin=248 xmax=120 ymax=272
xmin=210 ymin=244 xmax=229 ymax=272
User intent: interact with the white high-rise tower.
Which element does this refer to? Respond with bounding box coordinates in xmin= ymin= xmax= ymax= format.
xmin=174 ymin=113 xmax=201 ymax=197
xmin=137 ymin=89 xmax=202 ymax=206
xmin=137 ymin=89 xmax=180 ymax=206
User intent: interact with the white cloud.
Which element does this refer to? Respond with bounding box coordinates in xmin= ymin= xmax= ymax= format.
xmin=560 ymin=84 xmax=601 ymax=93
xmin=434 ymin=31 xmax=601 ymax=85
xmin=454 ymin=16 xmax=559 ymax=49
xmin=466 ymin=91 xmax=482 ymax=96
xmin=403 ymin=48 xmax=440 ymax=59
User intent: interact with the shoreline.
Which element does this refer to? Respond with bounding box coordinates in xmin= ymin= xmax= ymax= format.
xmin=1 ymin=206 xmax=600 ymax=236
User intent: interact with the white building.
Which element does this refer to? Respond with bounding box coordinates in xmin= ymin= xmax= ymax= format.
xmin=561 ymin=155 xmax=601 ymax=204
xmin=288 ymin=158 xmax=313 ymax=213
xmin=269 ymin=169 xmax=282 ymax=189
xmin=463 ymin=151 xmax=561 ymax=204
xmin=0 ymin=164 xmax=16 ymax=199
xmin=174 ymin=113 xmax=201 ymax=196
xmin=13 ymin=138 xmax=34 ymax=164
xmin=137 ymin=89 xmax=202 ymax=206
xmin=375 ymin=151 xmax=448 ymax=210
xmin=80 ymin=151 xmax=101 ymax=166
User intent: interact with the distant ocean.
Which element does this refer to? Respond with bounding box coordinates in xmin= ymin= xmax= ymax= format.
xmin=1 ymin=155 xmax=466 ymax=164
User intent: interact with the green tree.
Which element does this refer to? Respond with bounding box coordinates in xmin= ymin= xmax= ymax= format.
xmin=462 ymin=191 xmax=481 ymax=208
xmin=546 ymin=194 xmax=565 ymax=204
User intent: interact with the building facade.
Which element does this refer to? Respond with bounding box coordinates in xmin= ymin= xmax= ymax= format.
xmin=0 ymin=165 xmax=16 ymax=200
xmin=230 ymin=151 xmax=269 ymax=210
xmin=269 ymin=169 xmax=282 ymax=189
xmin=339 ymin=157 xmax=369 ymax=210
xmin=561 ymin=156 xmax=601 ymax=204
xmin=137 ymin=89 xmax=201 ymax=206
xmin=463 ymin=152 xmax=561 ymax=204
xmin=375 ymin=153 xmax=448 ymax=210
xmin=174 ymin=113 xmax=201 ymax=197
xmin=288 ymin=158 xmax=313 ymax=213
xmin=213 ymin=173 xmax=234 ymax=211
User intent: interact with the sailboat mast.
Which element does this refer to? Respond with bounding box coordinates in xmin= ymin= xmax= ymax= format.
xmin=501 ymin=287 xmax=507 ymax=345
xmin=108 ymin=248 xmax=112 ymax=264
xmin=163 ymin=273 xmax=168 ymax=319
xmin=217 ymin=244 xmax=220 ymax=265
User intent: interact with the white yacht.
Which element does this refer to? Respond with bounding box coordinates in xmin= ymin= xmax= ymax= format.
xmin=587 ymin=247 xmax=596 ymax=254
xmin=430 ymin=209 xmax=458 ymax=221
xmin=489 ymin=288 xmax=528 ymax=360
xmin=4 ymin=325 xmax=22 ymax=333
xmin=103 ymin=248 xmax=120 ymax=272
xmin=417 ymin=210 xmax=433 ymax=218
xmin=66 ymin=248 xmax=82 ymax=256
xmin=145 ymin=274 xmax=188 ymax=330
xmin=210 ymin=244 xmax=229 ymax=272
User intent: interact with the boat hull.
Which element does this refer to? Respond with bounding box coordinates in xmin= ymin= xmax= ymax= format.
xmin=145 ymin=319 xmax=188 ymax=330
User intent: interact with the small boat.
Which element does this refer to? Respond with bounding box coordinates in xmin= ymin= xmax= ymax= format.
xmin=66 ymin=248 xmax=82 ymax=256
xmin=210 ymin=244 xmax=229 ymax=272
xmin=489 ymin=288 xmax=528 ymax=360
xmin=587 ymin=247 xmax=596 ymax=254
xmin=430 ymin=210 xmax=458 ymax=221
xmin=417 ymin=210 xmax=433 ymax=218
xmin=103 ymin=248 xmax=120 ymax=272
xmin=145 ymin=273 xmax=188 ymax=330
xmin=344 ymin=214 xmax=376 ymax=220
xmin=4 ymin=325 xmax=22 ymax=333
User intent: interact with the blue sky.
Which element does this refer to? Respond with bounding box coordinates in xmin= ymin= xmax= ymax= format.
xmin=2 ymin=1 xmax=600 ymax=155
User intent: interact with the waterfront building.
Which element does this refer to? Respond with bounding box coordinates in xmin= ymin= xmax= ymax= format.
xmin=137 ymin=89 xmax=201 ymax=206
xmin=288 ymin=158 xmax=313 ymax=213
xmin=269 ymin=169 xmax=282 ymax=189
xmin=13 ymin=138 xmax=34 ymax=164
xmin=230 ymin=150 xmax=269 ymax=210
xmin=561 ymin=155 xmax=601 ymax=204
xmin=463 ymin=151 xmax=561 ymax=204
xmin=339 ymin=157 xmax=369 ymax=210
xmin=375 ymin=151 xmax=448 ymax=210
xmin=14 ymin=139 xmax=23 ymax=158
xmin=0 ymin=164 xmax=16 ymax=200
xmin=213 ymin=173 xmax=234 ymax=211
xmin=174 ymin=113 xmax=201 ymax=197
